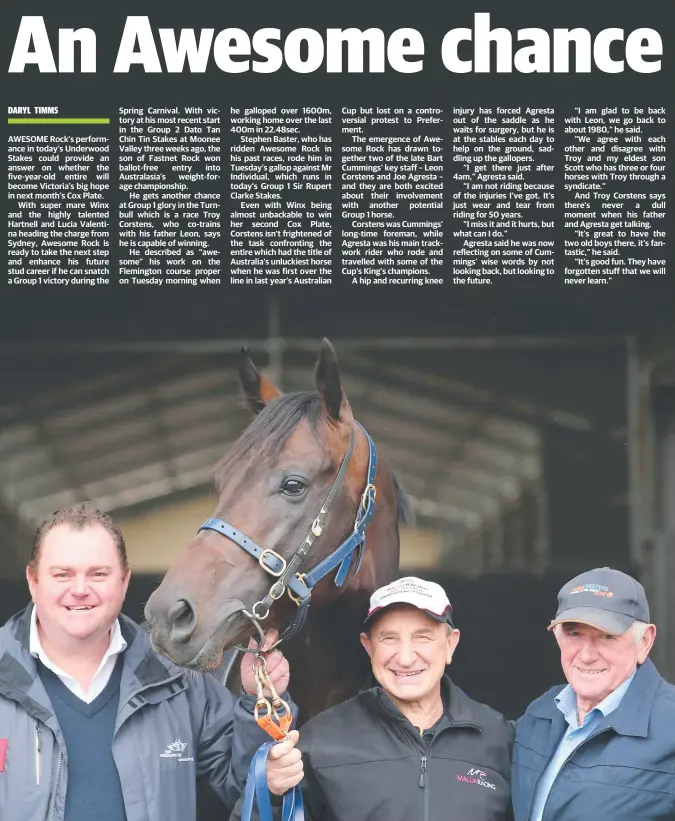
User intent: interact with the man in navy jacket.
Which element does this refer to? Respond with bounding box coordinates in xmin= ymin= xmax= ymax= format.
xmin=511 ymin=567 xmax=675 ymax=821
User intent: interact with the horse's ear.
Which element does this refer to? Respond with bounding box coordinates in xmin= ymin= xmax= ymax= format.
xmin=314 ymin=338 xmax=350 ymax=423
xmin=238 ymin=346 xmax=282 ymax=414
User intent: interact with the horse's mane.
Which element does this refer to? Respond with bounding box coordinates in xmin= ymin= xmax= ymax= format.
xmin=392 ymin=470 xmax=415 ymax=526
xmin=215 ymin=389 xmax=413 ymax=525
xmin=215 ymin=391 xmax=323 ymax=489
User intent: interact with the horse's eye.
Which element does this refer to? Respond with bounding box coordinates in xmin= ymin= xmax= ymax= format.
xmin=282 ymin=477 xmax=307 ymax=496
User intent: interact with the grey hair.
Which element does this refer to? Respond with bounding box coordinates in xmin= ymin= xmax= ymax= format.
xmin=631 ymin=620 xmax=649 ymax=643
xmin=553 ymin=620 xmax=650 ymax=644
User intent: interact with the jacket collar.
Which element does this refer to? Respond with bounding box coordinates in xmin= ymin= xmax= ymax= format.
xmin=530 ymin=658 xmax=661 ymax=738
xmin=363 ymin=673 xmax=484 ymax=731
xmin=0 ymin=604 xmax=184 ymax=711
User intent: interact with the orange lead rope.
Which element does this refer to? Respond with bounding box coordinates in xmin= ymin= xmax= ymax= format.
xmin=252 ymin=655 xmax=293 ymax=741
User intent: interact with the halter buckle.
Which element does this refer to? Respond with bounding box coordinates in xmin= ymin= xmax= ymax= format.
xmin=269 ymin=580 xmax=286 ymax=600
xmin=259 ymin=548 xmax=287 ymax=578
xmin=288 ymin=573 xmax=309 ymax=606
xmin=360 ymin=484 xmax=376 ymax=513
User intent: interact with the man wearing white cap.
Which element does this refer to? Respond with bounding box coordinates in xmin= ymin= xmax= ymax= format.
xmin=231 ymin=576 xmax=515 ymax=821
xmin=511 ymin=566 xmax=675 ymax=821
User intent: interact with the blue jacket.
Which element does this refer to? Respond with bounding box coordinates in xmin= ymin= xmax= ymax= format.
xmin=511 ymin=658 xmax=675 ymax=821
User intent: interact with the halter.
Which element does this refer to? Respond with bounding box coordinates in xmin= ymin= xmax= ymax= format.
xmin=197 ymin=421 xmax=377 ymax=646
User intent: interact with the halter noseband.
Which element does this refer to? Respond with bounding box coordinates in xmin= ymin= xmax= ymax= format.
xmin=197 ymin=421 xmax=377 ymax=644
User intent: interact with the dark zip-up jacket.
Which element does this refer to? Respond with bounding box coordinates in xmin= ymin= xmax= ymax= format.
xmin=511 ymin=658 xmax=675 ymax=821
xmin=231 ymin=674 xmax=514 ymax=821
xmin=0 ymin=605 xmax=297 ymax=821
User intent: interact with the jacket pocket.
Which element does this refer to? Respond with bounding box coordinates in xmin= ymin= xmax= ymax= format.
xmin=579 ymin=762 xmax=673 ymax=795
xmin=549 ymin=763 xmax=674 ymax=821
xmin=0 ymin=724 xmax=56 ymax=821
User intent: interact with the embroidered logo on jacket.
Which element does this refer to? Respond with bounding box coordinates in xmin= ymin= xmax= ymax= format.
xmin=457 ymin=768 xmax=496 ymax=790
xmin=160 ymin=739 xmax=194 ymax=762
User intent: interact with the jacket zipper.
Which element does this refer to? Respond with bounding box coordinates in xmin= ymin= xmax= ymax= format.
xmin=35 ymin=722 xmax=41 ymax=786
xmin=405 ymin=720 xmax=479 ymax=820
xmin=419 ymin=755 xmax=429 ymax=821
xmin=49 ymin=751 xmax=63 ymax=821
xmin=418 ymin=754 xmax=427 ymax=787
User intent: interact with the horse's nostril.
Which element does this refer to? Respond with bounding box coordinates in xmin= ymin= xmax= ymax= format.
xmin=167 ymin=598 xmax=197 ymax=643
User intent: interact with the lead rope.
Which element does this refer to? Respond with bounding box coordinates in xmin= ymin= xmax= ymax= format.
xmin=240 ymin=741 xmax=304 ymax=821
xmin=240 ymin=646 xmax=303 ymax=821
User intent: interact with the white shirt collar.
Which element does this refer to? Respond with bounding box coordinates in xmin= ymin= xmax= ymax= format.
xmin=554 ymin=667 xmax=637 ymax=727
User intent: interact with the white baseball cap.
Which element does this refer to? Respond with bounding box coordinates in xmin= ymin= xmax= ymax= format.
xmin=364 ymin=577 xmax=454 ymax=627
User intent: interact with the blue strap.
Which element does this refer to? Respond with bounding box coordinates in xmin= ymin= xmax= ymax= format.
xmin=303 ymin=483 xmax=376 ymax=590
xmin=281 ymin=784 xmax=304 ymax=821
xmin=302 ymin=424 xmax=377 ymax=590
xmin=240 ymin=742 xmax=304 ymax=821
xmin=240 ymin=742 xmax=272 ymax=821
xmin=277 ymin=600 xmax=311 ymax=644
xmin=308 ymin=528 xmax=363 ymax=589
xmin=198 ymin=519 xmax=312 ymax=602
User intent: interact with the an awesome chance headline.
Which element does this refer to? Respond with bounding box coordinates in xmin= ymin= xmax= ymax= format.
xmin=8 ymin=14 xmax=663 ymax=75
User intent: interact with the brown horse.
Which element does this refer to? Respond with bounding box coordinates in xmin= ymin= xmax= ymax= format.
xmin=144 ymin=339 xmax=411 ymax=721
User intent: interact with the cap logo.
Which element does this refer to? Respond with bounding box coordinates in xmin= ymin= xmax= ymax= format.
xmin=366 ymin=576 xmax=453 ymax=624
xmin=570 ymin=583 xmax=614 ymax=598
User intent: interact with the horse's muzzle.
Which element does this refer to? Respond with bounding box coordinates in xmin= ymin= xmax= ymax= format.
xmin=146 ymin=594 xmax=250 ymax=669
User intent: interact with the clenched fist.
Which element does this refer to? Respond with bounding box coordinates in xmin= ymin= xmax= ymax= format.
xmin=240 ymin=628 xmax=291 ymax=697
xmin=267 ymin=730 xmax=304 ymax=795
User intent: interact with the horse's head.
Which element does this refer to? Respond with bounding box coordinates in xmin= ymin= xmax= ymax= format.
xmin=145 ymin=338 xmax=389 ymax=671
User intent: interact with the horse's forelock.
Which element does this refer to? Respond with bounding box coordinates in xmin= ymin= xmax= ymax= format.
xmin=214 ymin=391 xmax=326 ymax=490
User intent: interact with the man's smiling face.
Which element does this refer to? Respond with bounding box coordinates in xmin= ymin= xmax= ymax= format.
xmin=27 ymin=524 xmax=130 ymax=647
xmin=360 ymin=604 xmax=459 ymax=708
xmin=555 ymin=621 xmax=653 ymax=707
